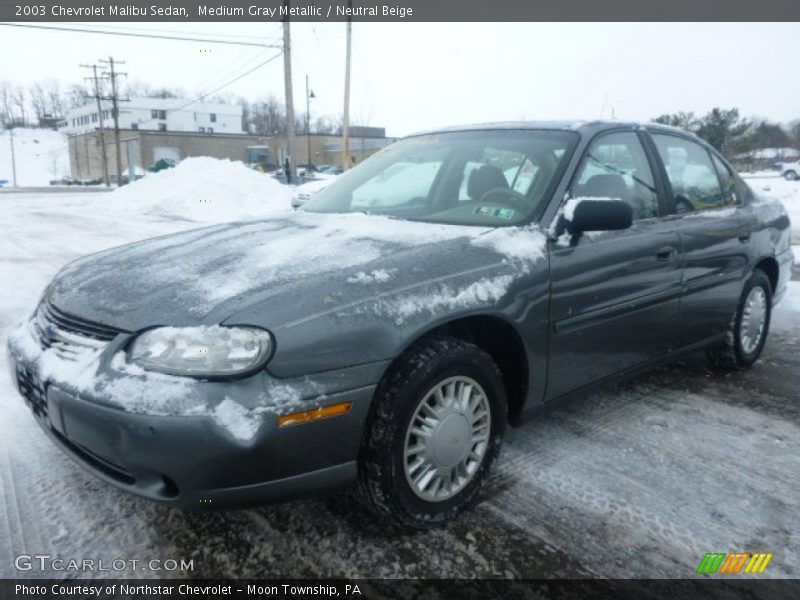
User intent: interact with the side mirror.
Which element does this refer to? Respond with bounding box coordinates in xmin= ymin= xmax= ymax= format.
xmin=565 ymin=198 xmax=633 ymax=234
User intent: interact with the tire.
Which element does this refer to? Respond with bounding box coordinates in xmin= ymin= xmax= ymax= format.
xmin=707 ymin=270 xmax=772 ymax=370
xmin=785 ymin=170 xmax=798 ymax=181
xmin=358 ymin=336 xmax=507 ymax=529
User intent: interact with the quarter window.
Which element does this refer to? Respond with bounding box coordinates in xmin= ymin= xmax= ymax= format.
xmin=570 ymin=131 xmax=660 ymax=220
xmin=711 ymin=153 xmax=738 ymax=207
xmin=652 ymin=134 xmax=727 ymax=213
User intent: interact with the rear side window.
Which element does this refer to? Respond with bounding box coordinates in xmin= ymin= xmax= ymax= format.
xmin=651 ymin=134 xmax=728 ymax=213
xmin=570 ymin=131 xmax=660 ymax=220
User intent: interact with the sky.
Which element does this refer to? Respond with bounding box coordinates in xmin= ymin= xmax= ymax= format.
xmin=1 ymin=22 xmax=799 ymax=137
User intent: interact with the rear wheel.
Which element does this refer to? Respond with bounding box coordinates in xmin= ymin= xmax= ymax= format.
xmin=785 ymin=170 xmax=798 ymax=181
xmin=707 ymin=270 xmax=772 ymax=369
xmin=358 ymin=337 xmax=506 ymax=529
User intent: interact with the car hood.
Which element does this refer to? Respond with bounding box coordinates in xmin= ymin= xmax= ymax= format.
xmin=47 ymin=211 xmax=513 ymax=331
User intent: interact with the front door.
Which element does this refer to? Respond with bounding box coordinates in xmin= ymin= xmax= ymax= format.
xmin=546 ymin=130 xmax=683 ymax=399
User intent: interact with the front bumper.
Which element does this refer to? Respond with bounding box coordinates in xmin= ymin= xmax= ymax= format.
xmin=7 ymin=321 xmax=383 ymax=509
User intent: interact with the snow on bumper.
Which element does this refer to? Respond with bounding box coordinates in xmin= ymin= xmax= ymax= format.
xmin=6 ymin=317 xmax=380 ymax=506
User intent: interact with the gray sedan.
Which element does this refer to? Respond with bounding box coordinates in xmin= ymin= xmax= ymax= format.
xmin=7 ymin=121 xmax=793 ymax=528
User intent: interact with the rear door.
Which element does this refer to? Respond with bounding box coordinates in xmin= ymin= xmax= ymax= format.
xmin=546 ymin=129 xmax=683 ymax=399
xmin=647 ymin=132 xmax=751 ymax=347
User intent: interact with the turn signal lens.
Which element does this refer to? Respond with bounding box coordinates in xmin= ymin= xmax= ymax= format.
xmin=278 ymin=402 xmax=352 ymax=427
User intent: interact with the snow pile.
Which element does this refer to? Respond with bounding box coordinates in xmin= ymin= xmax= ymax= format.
xmin=0 ymin=127 xmax=69 ymax=186
xmin=98 ymin=157 xmax=294 ymax=223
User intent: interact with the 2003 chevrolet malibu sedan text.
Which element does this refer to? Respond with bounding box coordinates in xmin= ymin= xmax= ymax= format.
xmin=8 ymin=121 xmax=793 ymax=528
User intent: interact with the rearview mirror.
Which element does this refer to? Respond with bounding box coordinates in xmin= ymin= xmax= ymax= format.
xmin=566 ymin=199 xmax=633 ymax=234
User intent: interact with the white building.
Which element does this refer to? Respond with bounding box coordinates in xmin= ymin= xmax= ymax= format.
xmin=59 ymin=97 xmax=243 ymax=135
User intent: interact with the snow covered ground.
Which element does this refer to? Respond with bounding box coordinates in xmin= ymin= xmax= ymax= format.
xmin=0 ymin=160 xmax=798 ymax=579
xmin=0 ymin=128 xmax=70 ymax=187
xmin=742 ymin=172 xmax=800 ymax=242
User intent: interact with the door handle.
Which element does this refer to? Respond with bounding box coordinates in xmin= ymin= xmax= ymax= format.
xmin=655 ymin=246 xmax=677 ymax=261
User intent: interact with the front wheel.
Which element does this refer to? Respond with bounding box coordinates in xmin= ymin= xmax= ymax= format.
xmin=707 ymin=270 xmax=772 ymax=369
xmin=785 ymin=170 xmax=798 ymax=181
xmin=358 ymin=337 xmax=507 ymax=529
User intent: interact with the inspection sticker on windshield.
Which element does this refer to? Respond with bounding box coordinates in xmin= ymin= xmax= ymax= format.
xmin=474 ymin=206 xmax=516 ymax=220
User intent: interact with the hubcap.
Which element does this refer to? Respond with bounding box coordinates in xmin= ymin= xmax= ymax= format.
xmin=403 ymin=376 xmax=491 ymax=502
xmin=740 ymin=286 xmax=767 ymax=355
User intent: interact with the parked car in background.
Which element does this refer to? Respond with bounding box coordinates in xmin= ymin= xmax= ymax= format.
xmin=777 ymin=160 xmax=799 ymax=180
xmin=296 ymin=163 xmax=318 ymax=177
xmin=317 ymin=164 xmax=345 ymax=175
xmin=291 ymin=174 xmax=337 ymax=208
xmin=7 ymin=121 xmax=792 ymax=529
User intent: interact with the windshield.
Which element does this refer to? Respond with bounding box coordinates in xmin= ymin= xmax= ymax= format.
xmin=303 ymin=129 xmax=577 ymax=226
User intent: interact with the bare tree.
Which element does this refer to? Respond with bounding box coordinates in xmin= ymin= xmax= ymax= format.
xmin=123 ymin=80 xmax=151 ymax=98
xmin=65 ymin=84 xmax=91 ymax=110
xmin=10 ymin=85 xmax=26 ymax=126
xmin=314 ymin=114 xmax=343 ymax=135
xmin=29 ymin=82 xmax=48 ymax=121
xmin=45 ymin=80 xmax=64 ymax=119
xmin=0 ymin=81 xmax=14 ymax=127
xmin=247 ymin=95 xmax=286 ymax=136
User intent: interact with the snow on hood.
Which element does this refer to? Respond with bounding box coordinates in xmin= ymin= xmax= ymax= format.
xmin=49 ymin=211 xmax=490 ymax=329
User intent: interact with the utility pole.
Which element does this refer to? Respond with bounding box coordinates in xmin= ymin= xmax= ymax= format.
xmin=81 ymin=63 xmax=110 ymax=187
xmin=100 ymin=56 xmax=126 ymax=186
xmin=305 ymin=74 xmax=314 ymax=166
xmin=342 ymin=1 xmax=352 ymax=171
xmin=282 ymin=7 xmax=296 ymax=182
xmin=9 ymin=125 xmax=17 ymax=187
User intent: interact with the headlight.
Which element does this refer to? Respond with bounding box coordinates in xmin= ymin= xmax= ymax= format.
xmin=127 ymin=326 xmax=272 ymax=378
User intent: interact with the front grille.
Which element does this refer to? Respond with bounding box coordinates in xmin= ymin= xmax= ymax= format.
xmin=32 ymin=300 xmax=125 ymax=360
xmin=39 ymin=300 xmax=123 ymax=342
xmin=17 ymin=366 xmax=48 ymax=418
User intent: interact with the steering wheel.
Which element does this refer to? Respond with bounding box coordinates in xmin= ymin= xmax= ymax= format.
xmin=479 ymin=187 xmax=530 ymax=214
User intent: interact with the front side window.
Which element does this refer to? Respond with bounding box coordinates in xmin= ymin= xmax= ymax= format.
xmin=652 ymin=134 xmax=726 ymax=213
xmin=570 ymin=131 xmax=660 ymax=220
xmin=304 ymin=130 xmax=577 ymax=226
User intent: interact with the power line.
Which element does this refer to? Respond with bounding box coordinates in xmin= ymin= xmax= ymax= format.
xmin=0 ymin=23 xmax=281 ymax=48
xmin=80 ymin=63 xmax=111 ymax=186
xmin=99 ymin=56 xmax=127 ymax=185
xmin=79 ymin=23 xmax=281 ymax=42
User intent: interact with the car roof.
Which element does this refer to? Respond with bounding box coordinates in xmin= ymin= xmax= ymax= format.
xmin=408 ymin=120 xmax=695 ymax=139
